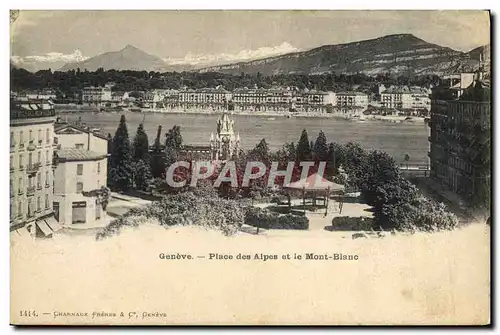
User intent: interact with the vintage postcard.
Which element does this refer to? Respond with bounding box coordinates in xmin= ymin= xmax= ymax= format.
xmin=9 ymin=10 xmax=491 ymax=325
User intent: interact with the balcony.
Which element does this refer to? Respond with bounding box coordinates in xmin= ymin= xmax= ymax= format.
xmin=19 ymin=164 xmax=24 ymax=171
xmin=26 ymin=186 xmax=36 ymax=196
xmin=37 ymin=184 xmax=42 ymax=190
xmin=10 ymin=166 xmax=15 ymax=172
xmin=27 ymin=141 xmax=37 ymax=151
xmin=26 ymin=162 xmax=41 ymax=174
xmin=18 ymin=188 xmax=24 ymax=195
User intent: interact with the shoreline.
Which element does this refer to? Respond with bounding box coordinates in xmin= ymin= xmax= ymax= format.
xmin=57 ymin=106 xmax=427 ymax=124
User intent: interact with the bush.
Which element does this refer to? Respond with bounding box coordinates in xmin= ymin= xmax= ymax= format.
xmin=331 ymin=216 xmax=374 ymax=231
xmin=96 ymin=191 xmax=246 ymax=240
xmin=244 ymin=207 xmax=309 ymax=230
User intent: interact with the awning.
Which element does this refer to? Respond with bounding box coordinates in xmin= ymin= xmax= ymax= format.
xmin=36 ymin=219 xmax=53 ymax=236
xmin=44 ymin=216 xmax=62 ymax=232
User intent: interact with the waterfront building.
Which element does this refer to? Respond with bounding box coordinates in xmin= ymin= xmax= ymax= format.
xmin=53 ymin=121 xmax=109 ymax=228
xmin=179 ymin=87 xmax=232 ymax=110
xmin=294 ymin=90 xmax=336 ymax=112
xmin=380 ymin=86 xmax=431 ymax=111
xmin=336 ymin=92 xmax=369 ymax=109
xmin=428 ymin=77 xmax=490 ymax=208
xmin=10 ymin=100 xmax=60 ymax=238
xmin=82 ymin=86 xmax=112 ymax=105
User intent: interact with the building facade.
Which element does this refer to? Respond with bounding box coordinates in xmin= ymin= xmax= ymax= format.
xmin=336 ymin=92 xmax=369 ymax=109
xmin=381 ymin=86 xmax=431 ymax=110
xmin=53 ymin=149 xmax=108 ymax=228
xmin=82 ymin=86 xmax=112 ymax=105
xmin=10 ymin=100 xmax=60 ymax=238
xmin=53 ymin=122 xmax=110 ymax=228
xmin=428 ymin=82 xmax=490 ymax=207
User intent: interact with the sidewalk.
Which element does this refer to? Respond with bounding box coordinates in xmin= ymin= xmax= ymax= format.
xmin=414 ymin=177 xmax=489 ymax=225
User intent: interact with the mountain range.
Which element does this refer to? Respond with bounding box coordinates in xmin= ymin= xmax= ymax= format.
xmin=13 ymin=34 xmax=489 ymax=76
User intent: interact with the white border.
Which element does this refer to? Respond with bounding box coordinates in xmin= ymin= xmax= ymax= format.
xmin=2 ymin=1 xmax=498 ymax=334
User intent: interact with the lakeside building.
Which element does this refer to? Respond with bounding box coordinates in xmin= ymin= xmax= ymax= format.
xmin=380 ymin=86 xmax=431 ymax=110
xmin=82 ymin=86 xmax=112 ymax=106
xmin=428 ymin=76 xmax=490 ymax=208
xmin=14 ymin=89 xmax=57 ymax=101
xmin=53 ymin=121 xmax=110 ymax=228
xmin=336 ymin=92 xmax=369 ymax=109
xmin=179 ymin=87 xmax=232 ymax=110
xmin=10 ymin=100 xmax=60 ymax=238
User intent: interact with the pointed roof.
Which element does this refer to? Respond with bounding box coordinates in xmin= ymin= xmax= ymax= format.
xmin=284 ymin=173 xmax=344 ymax=191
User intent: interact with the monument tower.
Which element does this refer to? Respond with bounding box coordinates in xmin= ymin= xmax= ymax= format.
xmin=210 ymin=113 xmax=240 ymax=161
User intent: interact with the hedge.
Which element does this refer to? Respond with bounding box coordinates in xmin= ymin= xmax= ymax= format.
xmin=331 ymin=216 xmax=374 ymax=231
xmin=244 ymin=207 xmax=309 ymax=230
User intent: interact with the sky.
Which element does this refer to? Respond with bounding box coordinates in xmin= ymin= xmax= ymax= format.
xmin=10 ymin=10 xmax=491 ymax=67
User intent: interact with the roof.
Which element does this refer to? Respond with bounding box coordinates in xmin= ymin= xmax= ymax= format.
xmin=383 ymin=86 xmax=429 ymax=95
xmin=336 ymin=92 xmax=368 ymax=96
xmin=284 ymin=173 xmax=345 ymax=191
xmin=54 ymin=122 xmax=110 ymax=141
xmin=55 ymin=148 xmax=107 ymax=162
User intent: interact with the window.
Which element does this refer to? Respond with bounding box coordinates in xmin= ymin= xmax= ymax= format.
xmin=45 ymin=194 xmax=49 ymax=209
xmin=28 ymin=199 xmax=33 ymax=217
xmin=28 ymin=176 xmax=33 ymax=188
xmin=18 ymin=201 xmax=22 ymax=217
xmin=10 ymin=131 xmax=15 ymax=147
xmin=77 ymin=164 xmax=83 ymax=175
xmin=10 ymin=155 xmax=13 ymax=169
xmin=19 ymin=154 xmax=23 ymax=169
xmin=38 ymin=129 xmax=42 ymax=143
xmin=45 ymin=171 xmax=49 ymax=186
xmin=28 ymin=153 xmax=32 ymax=166
xmin=76 ymin=182 xmax=83 ymax=193
xmin=97 ymin=162 xmax=101 ymax=174
xmin=46 ymin=150 xmax=50 ymax=164
xmin=11 ymin=202 xmax=15 ymax=219
xmin=37 ymin=196 xmax=41 ymax=211
xmin=19 ymin=131 xmax=24 ymax=145
xmin=95 ymin=200 xmax=101 ymax=220
xmin=75 ymin=143 xmax=85 ymax=149
xmin=37 ymin=173 xmax=41 ymax=188
xmin=72 ymin=201 xmax=87 ymax=224
xmin=10 ymin=178 xmax=14 ymax=196
xmin=46 ymin=128 xmax=50 ymax=144
xmin=29 ymin=129 xmax=33 ymax=142
xmin=53 ymin=202 xmax=59 ymax=222
xmin=37 ymin=151 xmax=41 ymax=164
xmin=18 ymin=177 xmax=23 ymax=193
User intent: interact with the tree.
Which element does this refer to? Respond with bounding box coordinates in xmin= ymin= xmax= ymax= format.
xmin=132 ymin=123 xmax=150 ymax=161
xmin=247 ymin=138 xmax=270 ymax=164
xmin=313 ymin=130 xmax=328 ymax=162
xmin=296 ymin=129 xmax=312 ymax=162
xmin=132 ymin=123 xmax=152 ymax=190
xmin=164 ymin=125 xmax=183 ymax=166
xmin=150 ymin=125 xmax=166 ymax=179
xmin=110 ymin=115 xmax=134 ymax=191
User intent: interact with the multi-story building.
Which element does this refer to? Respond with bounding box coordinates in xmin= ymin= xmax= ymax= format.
xmin=53 ymin=148 xmax=108 ymax=228
xmin=81 ymin=86 xmax=112 ymax=105
xmin=10 ymin=100 xmax=60 ymax=238
xmin=179 ymin=87 xmax=232 ymax=110
xmin=428 ymin=78 xmax=490 ymax=208
xmin=336 ymin=92 xmax=369 ymax=109
xmin=53 ymin=121 xmax=109 ymax=228
xmin=380 ymin=86 xmax=431 ymax=110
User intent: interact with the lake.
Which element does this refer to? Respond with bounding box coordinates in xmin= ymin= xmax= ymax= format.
xmin=58 ymin=112 xmax=430 ymax=165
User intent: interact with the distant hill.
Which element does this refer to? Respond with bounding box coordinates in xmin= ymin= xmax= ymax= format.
xmin=59 ymin=45 xmax=193 ymax=72
xmin=199 ymin=34 xmax=480 ymax=76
